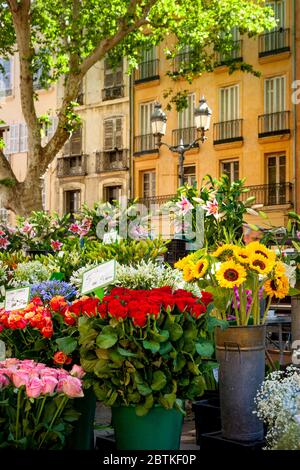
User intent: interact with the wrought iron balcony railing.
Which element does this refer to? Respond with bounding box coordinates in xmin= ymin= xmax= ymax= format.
xmin=213 ymin=119 xmax=243 ymax=144
xmin=134 ymin=59 xmax=160 ymax=84
xmin=216 ymin=40 xmax=243 ymax=65
xmin=102 ymin=84 xmax=125 ymax=101
xmin=259 ymin=28 xmax=290 ymax=57
xmin=96 ymin=149 xmax=129 ymax=172
xmin=134 ymin=134 xmax=158 ymax=155
xmin=57 ymin=154 xmax=87 ymax=177
xmin=258 ymin=111 xmax=290 ymax=138
xmin=241 ymin=182 xmax=293 ymax=207
xmin=138 ymin=194 xmax=176 ymax=209
xmin=172 ymin=127 xmax=198 ymax=147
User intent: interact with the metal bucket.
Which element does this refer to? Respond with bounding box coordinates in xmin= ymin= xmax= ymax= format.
xmin=215 ymin=325 xmax=266 ymax=442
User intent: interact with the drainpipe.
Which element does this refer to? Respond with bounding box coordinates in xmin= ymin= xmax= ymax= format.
xmin=129 ymin=72 xmax=134 ymax=200
xmin=292 ymin=0 xmax=297 ymax=212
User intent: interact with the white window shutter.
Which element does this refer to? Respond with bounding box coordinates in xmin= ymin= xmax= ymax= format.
xmin=20 ymin=123 xmax=28 ymax=152
xmin=9 ymin=124 xmax=20 ymax=153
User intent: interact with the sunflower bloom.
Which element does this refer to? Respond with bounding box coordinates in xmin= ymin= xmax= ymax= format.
xmin=247 ymin=241 xmax=276 ymax=264
xmin=264 ymin=275 xmax=289 ymax=299
xmin=249 ymin=253 xmax=274 ymax=275
xmin=192 ymin=259 xmax=209 ymax=279
xmin=234 ymin=246 xmax=251 ymax=264
xmin=216 ymin=260 xmax=247 ymax=288
xmin=274 ymin=261 xmax=286 ymax=279
xmin=183 ymin=263 xmax=196 ymax=282
xmin=212 ymin=244 xmax=236 ymax=260
xmin=174 ymin=254 xmax=194 ymax=271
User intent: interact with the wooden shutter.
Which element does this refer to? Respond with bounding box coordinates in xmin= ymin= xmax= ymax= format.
xmin=115 ymin=118 xmax=123 ymax=149
xmin=104 ymin=59 xmax=115 ymax=88
xmin=220 ymin=85 xmax=239 ymax=121
xmin=104 ymin=119 xmax=114 ymax=150
xmin=70 ymin=127 xmax=82 ymax=155
xmin=265 ymin=76 xmax=285 ymax=113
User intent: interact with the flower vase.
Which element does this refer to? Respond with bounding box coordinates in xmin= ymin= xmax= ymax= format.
xmin=215 ymin=325 xmax=266 ymax=442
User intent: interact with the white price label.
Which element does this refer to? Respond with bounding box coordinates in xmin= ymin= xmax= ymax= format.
xmin=81 ymin=260 xmax=116 ymax=295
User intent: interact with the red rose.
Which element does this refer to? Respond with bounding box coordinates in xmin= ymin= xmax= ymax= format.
xmin=69 ymin=299 xmax=83 ymax=316
xmin=190 ymin=303 xmax=206 ymax=318
xmin=81 ymin=298 xmax=100 ymax=317
xmin=41 ymin=326 xmax=53 ymax=338
xmin=200 ymin=292 xmax=213 ymax=306
xmin=97 ymin=303 xmax=107 ymax=319
xmin=108 ymin=299 xmax=128 ymax=320
xmin=53 ymin=351 xmax=71 ymax=365
xmin=31 ymin=297 xmax=43 ymax=307
xmin=63 ymin=311 xmax=77 ymax=325
xmin=50 ymin=296 xmax=68 ymax=313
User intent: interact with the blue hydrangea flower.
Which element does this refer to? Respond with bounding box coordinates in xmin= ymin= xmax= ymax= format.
xmin=30 ymin=280 xmax=78 ymax=302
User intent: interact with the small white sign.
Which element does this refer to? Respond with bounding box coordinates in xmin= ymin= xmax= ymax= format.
xmin=103 ymin=230 xmax=118 ymax=245
xmin=213 ymin=367 xmax=219 ymax=383
xmin=81 ymin=260 xmax=116 ymax=295
xmin=4 ymin=287 xmax=30 ymax=311
xmin=0 ymin=340 xmax=5 ymax=360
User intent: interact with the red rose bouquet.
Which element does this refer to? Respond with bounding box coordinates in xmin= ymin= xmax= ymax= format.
xmin=78 ymin=286 xmax=214 ymax=415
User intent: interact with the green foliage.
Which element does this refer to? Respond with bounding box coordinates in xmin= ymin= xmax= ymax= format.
xmin=78 ymin=306 xmax=212 ymax=413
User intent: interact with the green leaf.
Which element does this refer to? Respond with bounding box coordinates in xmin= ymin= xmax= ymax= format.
xmin=168 ymin=323 xmax=183 ymax=341
xmin=117 ymin=347 xmax=137 ymax=357
xmin=195 ymin=339 xmax=215 ymax=358
xmin=96 ymin=326 xmax=118 ymax=349
xmin=151 ymin=371 xmax=167 ymax=391
xmin=142 ymin=339 xmax=160 ymax=353
xmin=159 ymin=341 xmax=173 ymax=355
xmin=151 ymin=329 xmax=169 ymax=342
xmin=136 ymin=394 xmax=154 ymax=416
xmin=55 ymin=336 xmax=77 ymax=355
xmin=159 ymin=393 xmax=176 ymax=409
xmin=288 ymin=287 xmax=300 ymax=297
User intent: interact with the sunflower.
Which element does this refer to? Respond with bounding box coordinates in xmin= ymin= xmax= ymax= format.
xmin=192 ymin=258 xmax=209 ymax=279
xmin=274 ymin=261 xmax=286 ymax=279
xmin=183 ymin=263 xmax=196 ymax=282
xmin=264 ymin=275 xmax=289 ymax=299
xmin=174 ymin=253 xmax=195 ymax=271
xmin=247 ymin=241 xmax=276 ymax=264
xmin=212 ymin=244 xmax=236 ymax=260
xmin=233 ymin=246 xmax=251 ymax=265
xmin=215 ymin=260 xmax=247 ymax=288
xmin=249 ymin=253 xmax=274 ymax=275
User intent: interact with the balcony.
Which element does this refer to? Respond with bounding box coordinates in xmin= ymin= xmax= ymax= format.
xmin=96 ymin=149 xmax=129 ymax=172
xmin=134 ymin=134 xmax=158 ymax=156
xmin=134 ymin=59 xmax=160 ymax=84
xmin=57 ymin=155 xmax=87 ymax=178
xmin=138 ymin=194 xmax=176 ymax=209
xmin=102 ymin=84 xmax=125 ymax=101
xmin=172 ymin=127 xmax=197 ymax=147
xmin=259 ymin=28 xmax=290 ymax=58
xmin=215 ymin=40 xmax=243 ymax=65
xmin=258 ymin=111 xmax=290 ymax=138
xmin=241 ymin=183 xmax=293 ymax=207
xmin=213 ymin=119 xmax=243 ymax=145
xmin=172 ymin=51 xmax=193 ymax=73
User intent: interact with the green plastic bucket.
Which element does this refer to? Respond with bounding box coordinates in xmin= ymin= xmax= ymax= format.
xmin=66 ymin=387 xmax=97 ymax=450
xmin=111 ymin=404 xmax=184 ymax=450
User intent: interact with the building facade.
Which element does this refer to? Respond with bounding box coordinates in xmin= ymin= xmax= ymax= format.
xmin=45 ymin=58 xmax=131 ymax=215
xmin=133 ymin=0 xmax=296 ymax=228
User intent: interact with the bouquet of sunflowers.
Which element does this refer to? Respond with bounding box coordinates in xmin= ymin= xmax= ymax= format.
xmin=175 ymin=241 xmax=292 ymax=326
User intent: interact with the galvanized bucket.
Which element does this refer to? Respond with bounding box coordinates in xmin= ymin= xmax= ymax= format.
xmin=215 ymin=325 xmax=266 ymax=442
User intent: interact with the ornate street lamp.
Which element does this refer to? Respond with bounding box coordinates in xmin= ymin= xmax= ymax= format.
xmin=150 ymin=97 xmax=212 ymax=186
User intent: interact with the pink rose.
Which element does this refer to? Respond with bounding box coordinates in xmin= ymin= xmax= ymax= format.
xmin=41 ymin=375 xmax=58 ymax=395
xmin=12 ymin=371 xmax=30 ymax=388
xmin=0 ymin=374 xmax=9 ymax=388
xmin=70 ymin=364 xmax=86 ymax=379
xmin=59 ymin=376 xmax=84 ymax=398
xmin=39 ymin=367 xmax=59 ymax=378
xmin=26 ymin=377 xmax=42 ymax=398
xmin=3 ymin=358 xmax=20 ymax=367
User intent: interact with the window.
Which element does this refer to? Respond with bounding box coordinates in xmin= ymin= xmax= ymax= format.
xmin=178 ymin=94 xmax=195 ymax=129
xmin=45 ymin=117 xmax=58 ymax=142
xmin=9 ymin=124 xmax=20 ymax=153
xmin=103 ymin=117 xmax=123 ymax=150
xmin=142 ymin=171 xmax=156 ymax=198
xmin=219 ymin=27 xmax=242 ymax=62
xmin=138 ymin=46 xmax=158 ymax=80
xmin=65 ymin=190 xmax=81 ymax=215
xmin=0 ymin=58 xmax=12 ymax=97
xmin=104 ymin=58 xmax=123 ymax=89
xmin=267 ymin=154 xmax=286 ymax=204
xmin=267 ymin=1 xmax=285 ymax=29
xmin=0 ymin=208 xmax=8 ymax=224
xmin=221 ymin=160 xmax=239 ymax=183
xmin=64 ymin=127 xmax=82 ymax=156
xmin=183 ymin=166 xmax=196 ymax=186
xmin=140 ymin=102 xmax=155 ymax=135
xmin=19 ymin=124 xmax=28 ymax=152
xmin=264 ymin=76 xmax=285 ymax=113
xmin=219 ymin=85 xmax=239 ymax=122
xmin=104 ymin=186 xmax=122 ymax=204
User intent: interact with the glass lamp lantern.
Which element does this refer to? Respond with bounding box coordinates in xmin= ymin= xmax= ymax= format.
xmin=194 ymin=96 xmax=212 ymax=132
xmin=150 ymin=102 xmax=167 ymax=137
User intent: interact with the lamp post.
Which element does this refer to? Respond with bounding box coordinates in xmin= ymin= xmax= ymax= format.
xmin=150 ymin=97 xmax=212 ymax=186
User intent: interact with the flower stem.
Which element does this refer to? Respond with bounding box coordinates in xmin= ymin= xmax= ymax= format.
xmin=38 ymin=395 xmax=69 ymax=449
xmin=15 ymin=387 xmax=22 ymax=442
xmin=261 ymin=296 xmax=272 ymax=325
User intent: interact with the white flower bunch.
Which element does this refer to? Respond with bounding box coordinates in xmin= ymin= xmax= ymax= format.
xmin=0 ymin=261 xmax=8 ymax=285
xmin=113 ymin=260 xmax=202 ymax=296
xmin=254 ymin=366 xmax=300 ymax=449
xmin=9 ymin=261 xmax=51 ymax=287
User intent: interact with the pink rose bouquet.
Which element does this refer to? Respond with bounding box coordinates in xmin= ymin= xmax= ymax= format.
xmin=0 ymin=359 xmax=85 ymax=449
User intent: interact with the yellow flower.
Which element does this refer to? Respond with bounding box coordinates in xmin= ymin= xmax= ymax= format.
xmin=215 ymin=260 xmax=247 ymax=288
xmin=212 ymin=244 xmax=236 ymax=260
xmin=192 ymin=258 xmax=209 ymax=279
xmin=174 ymin=254 xmax=194 ymax=271
xmin=247 ymin=241 xmax=276 ymax=264
xmin=249 ymin=253 xmax=274 ymax=275
xmin=274 ymin=261 xmax=286 ymax=279
xmin=264 ymin=275 xmax=289 ymax=299
xmin=183 ymin=263 xmax=196 ymax=282
xmin=233 ymin=246 xmax=251 ymax=264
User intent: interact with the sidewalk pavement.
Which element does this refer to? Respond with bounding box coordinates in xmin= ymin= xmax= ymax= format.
xmin=95 ymin=402 xmax=199 ymax=451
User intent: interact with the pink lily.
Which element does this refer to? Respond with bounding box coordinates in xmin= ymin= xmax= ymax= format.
xmin=176 ymin=196 xmax=194 ymax=215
